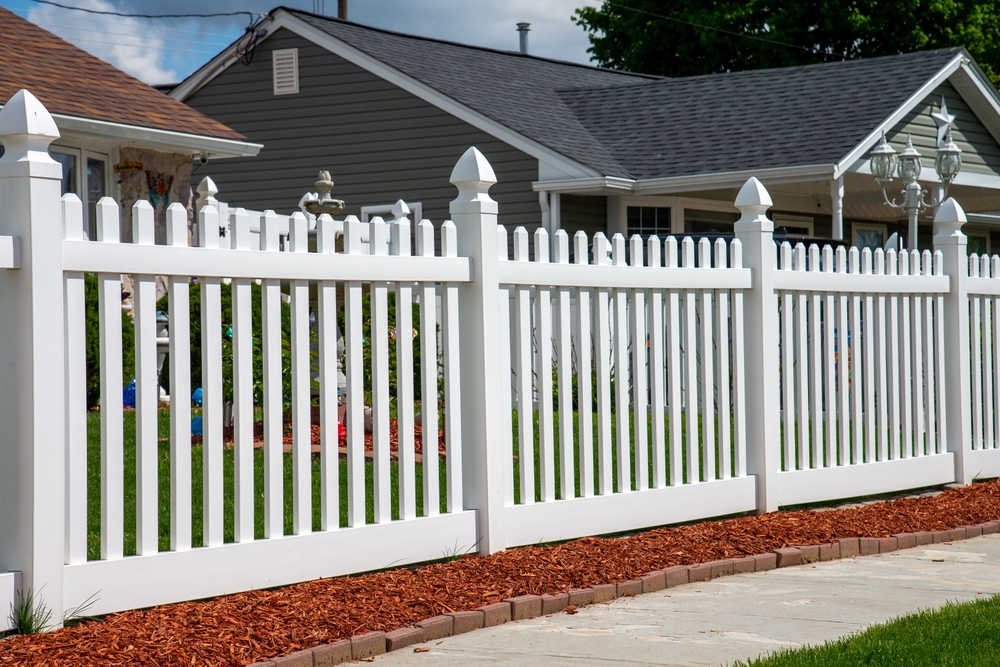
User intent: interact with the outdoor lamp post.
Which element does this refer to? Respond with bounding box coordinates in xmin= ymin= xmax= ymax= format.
xmin=869 ymin=131 xmax=962 ymax=250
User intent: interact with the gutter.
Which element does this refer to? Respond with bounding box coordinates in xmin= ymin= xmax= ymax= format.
xmin=48 ymin=112 xmax=262 ymax=159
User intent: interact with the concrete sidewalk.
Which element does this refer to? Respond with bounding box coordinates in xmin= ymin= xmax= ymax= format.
xmin=373 ymin=535 xmax=1000 ymax=666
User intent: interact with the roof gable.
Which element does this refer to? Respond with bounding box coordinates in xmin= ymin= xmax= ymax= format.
xmin=0 ymin=7 xmax=244 ymax=141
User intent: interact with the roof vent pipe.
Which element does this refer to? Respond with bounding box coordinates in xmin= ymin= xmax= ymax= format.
xmin=517 ymin=22 xmax=530 ymax=54
xmin=338 ymin=0 xmax=347 ymax=20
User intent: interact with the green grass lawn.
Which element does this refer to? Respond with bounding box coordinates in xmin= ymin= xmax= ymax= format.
xmin=733 ymin=595 xmax=1000 ymax=667
xmin=87 ymin=410 xmax=447 ymax=560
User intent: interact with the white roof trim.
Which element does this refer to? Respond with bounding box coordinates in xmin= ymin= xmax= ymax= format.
xmin=532 ymin=177 xmax=635 ymax=193
xmin=950 ymin=60 xmax=1000 ymax=148
xmin=173 ymin=10 xmax=601 ymax=179
xmin=834 ymin=53 xmax=965 ymax=179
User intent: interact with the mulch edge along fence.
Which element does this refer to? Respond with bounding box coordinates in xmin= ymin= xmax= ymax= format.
xmin=3 ymin=480 xmax=1000 ymax=667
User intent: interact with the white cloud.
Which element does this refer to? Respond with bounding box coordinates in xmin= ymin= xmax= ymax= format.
xmin=27 ymin=0 xmax=181 ymax=84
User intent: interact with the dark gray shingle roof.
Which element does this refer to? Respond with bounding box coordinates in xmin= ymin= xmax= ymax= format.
xmin=285 ymin=10 xmax=961 ymax=180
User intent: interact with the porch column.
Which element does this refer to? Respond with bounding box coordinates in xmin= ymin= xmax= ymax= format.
xmin=550 ymin=192 xmax=561 ymax=233
xmin=830 ymin=176 xmax=844 ymax=241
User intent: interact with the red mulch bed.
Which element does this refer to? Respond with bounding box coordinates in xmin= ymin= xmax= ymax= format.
xmin=3 ymin=480 xmax=1000 ymax=666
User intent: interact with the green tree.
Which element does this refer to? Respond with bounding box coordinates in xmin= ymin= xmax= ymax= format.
xmin=574 ymin=1 xmax=1000 ymax=83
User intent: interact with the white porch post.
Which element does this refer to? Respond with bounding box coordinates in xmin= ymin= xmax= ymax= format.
xmin=830 ymin=176 xmax=844 ymax=241
xmin=733 ymin=178 xmax=781 ymax=513
xmin=451 ymin=148 xmax=507 ymax=553
xmin=934 ymin=198 xmax=973 ymax=484
xmin=549 ymin=192 xmax=561 ymax=235
xmin=0 ymin=90 xmax=66 ymax=623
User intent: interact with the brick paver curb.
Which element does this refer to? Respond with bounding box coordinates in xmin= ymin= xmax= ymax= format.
xmin=246 ymin=520 xmax=1000 ymax=666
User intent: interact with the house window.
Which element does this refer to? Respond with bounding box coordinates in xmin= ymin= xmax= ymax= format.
xmin=627 ymin=206 xmax=670 ymax=236
xmin=773 ymin=213 xmax=814 ymax=238
xmin=853 ymin=223 xmax=887 ymax=251
xmin=50 ymin=149 xmax=78 ymax=197
xmin=272 ymin=49 xmax=299 ymax=95
xmin=685 ymin=208 xmax=739 ymax=235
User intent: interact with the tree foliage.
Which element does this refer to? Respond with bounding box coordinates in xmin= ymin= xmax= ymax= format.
xmin=574 ymin=1 xmax=1000 ymax=83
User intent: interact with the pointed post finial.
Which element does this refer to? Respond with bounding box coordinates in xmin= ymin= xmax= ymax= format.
xmin=734 ymin=177 xmax=773 ymax=231
xmin=0 ymin=90 xmax=60 ymax=175
xmin=196 ymin=176 xmax=219 ymax=207
xmin=450 ymin=147 xmax=497 ymax=209
xmin=934 ymin=196 xmax=967 ymax=240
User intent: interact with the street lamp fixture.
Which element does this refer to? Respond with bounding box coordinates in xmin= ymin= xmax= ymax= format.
xmin=869 ymin=131 xmax=962 ymax=250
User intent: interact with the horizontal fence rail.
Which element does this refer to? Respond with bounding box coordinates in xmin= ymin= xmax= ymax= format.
xmin=0 ymin=90 xmax=998 ymax=627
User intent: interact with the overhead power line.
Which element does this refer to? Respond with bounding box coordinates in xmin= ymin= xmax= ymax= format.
xmin=603 ymin=1 xmax=821 ymax=55
xmin=28 ymin=0 xmax=261 ymax=21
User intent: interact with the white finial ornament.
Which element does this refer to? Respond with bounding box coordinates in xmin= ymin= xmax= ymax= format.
xmin=931 ymin=96 xmax=956 ymax=147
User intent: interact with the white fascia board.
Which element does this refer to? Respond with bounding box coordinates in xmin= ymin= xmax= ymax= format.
xmin=632 ymin=164 xmax=836 ymax=195
xmin=967 ymin=213 xmax=1000 ymax=225
xmin=834 ymin=54 xmax=965 ymax=178
xmin=263 ymin=12 xmax=601 ymax=179
xmin=47 ymin=113 xmax=262 ymax=159
xmin=950 ymin=60 xmax=1000 ymax=147
xmin=532 ymin=176 xmax=635 ymax=193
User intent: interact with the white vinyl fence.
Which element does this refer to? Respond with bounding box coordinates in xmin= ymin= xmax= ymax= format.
xmin=0 ymin=90 xmax=998 ymax=626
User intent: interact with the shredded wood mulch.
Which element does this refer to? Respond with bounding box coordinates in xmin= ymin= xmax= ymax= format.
xmin=4 ymin=480 xmax=1000 ymax=666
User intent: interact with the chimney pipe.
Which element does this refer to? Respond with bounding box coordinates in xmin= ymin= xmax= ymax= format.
xmin=338 ymin=0 xmax=348 ymax=20
xmin=517 ymin=22 xmax=530 ymax=54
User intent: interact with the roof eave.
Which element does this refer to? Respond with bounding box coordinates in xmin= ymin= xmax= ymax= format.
xmin=51 ymin=113 xmax=262 ymax=159
xmin=534 ymin=164 xmax=837 ymax=195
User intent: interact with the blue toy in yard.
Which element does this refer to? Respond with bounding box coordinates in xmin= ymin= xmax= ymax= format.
xmin=123 ymin=378 xmax=136 ymax=408
xmin=191 ymin=415 xmax=203 ymax=436
xmin=192 ymin=387 xmax=203 ymax=406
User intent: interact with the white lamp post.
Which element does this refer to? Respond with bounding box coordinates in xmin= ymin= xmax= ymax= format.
xmin=869 ymin=130 xmax=962 ymax=250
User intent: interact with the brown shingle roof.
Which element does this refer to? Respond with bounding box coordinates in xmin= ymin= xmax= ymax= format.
xmin=0 ymin=7 xmax=244 ymax=141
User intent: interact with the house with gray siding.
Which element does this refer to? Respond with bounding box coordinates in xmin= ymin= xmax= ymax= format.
xmin=174 ymin=7 xmax=1000 ymax=253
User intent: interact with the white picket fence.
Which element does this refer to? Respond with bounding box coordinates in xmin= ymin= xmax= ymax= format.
xmin=0 ymin=90 xmax=998 ymax=627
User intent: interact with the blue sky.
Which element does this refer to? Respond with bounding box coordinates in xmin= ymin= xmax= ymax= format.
xmin=1 ymin=0 xmax=600 ymax=85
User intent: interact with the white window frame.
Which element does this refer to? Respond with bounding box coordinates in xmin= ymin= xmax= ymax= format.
xmin=772 ymin=213 xmax=815 ymax=237
xmin=615 ymin=195 xmax=739 ymax=237
xmin=51 ymin=143 xmax=114 ymax=241
xmin=852 ymin=222 xmax=888 ymax=250
xmin=272 ymin=48 xmax=299 ymax=95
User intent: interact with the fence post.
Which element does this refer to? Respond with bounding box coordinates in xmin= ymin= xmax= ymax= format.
xmin=934 ymin=198 xmax=973 ymax=485
xmin=733 ymin=178 xmax=781 ymax=513
xmin=450 ymin=147 xmax=506 ymax=554
xmin=0 ymin=90 xmax=66 ymax=623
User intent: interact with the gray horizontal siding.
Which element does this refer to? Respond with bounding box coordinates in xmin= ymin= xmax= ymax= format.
xmin=561 ymin=194 xmax=607 ymax=239
xmin=185 ymin=28 xmax=541 ymax=229
xmin=887 ymin=81 xmax=1000 ymax=177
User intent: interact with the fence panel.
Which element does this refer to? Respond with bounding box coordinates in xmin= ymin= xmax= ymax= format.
xmin=59 ymin=201 xmax=476 ymax=616
xmin=772 ymin=242 xmax=955 ymax=506
xmin=498 ymin=228 xmax=756 ymax=547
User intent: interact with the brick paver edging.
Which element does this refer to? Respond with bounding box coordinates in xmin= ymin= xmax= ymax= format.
xmin=247 ymin=521 xmax=1000 ymax=666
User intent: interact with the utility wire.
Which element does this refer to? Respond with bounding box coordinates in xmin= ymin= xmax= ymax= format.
xmin=603 ymin=1 xmax=821 ymax=55
xmin=28 ymin=0 xmax=260 ymax=21
xmin=35 ymin=21 xmax=234 ymax=48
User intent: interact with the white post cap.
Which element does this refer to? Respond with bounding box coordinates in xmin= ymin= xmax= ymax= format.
xmin=933 ymin=196 xmax=967 ymax=240
xmin=734 ymin=177 xmax=774 ymax=231
xmin=450 ymin=147 xmax=497 ymax=211
xmin=0 ymin=89 xmax=60 ymax=177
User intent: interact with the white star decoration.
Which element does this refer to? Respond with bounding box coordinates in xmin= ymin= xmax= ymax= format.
xmin=931 ymin=96 xmax=956 ymax=147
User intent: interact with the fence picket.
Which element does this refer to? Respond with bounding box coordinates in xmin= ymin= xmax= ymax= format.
xmin=630 ymin=235 xmax=649 ymax=490
xmin=982 ymin=254 xmax=995 ymax=450
xmin=698 ymin=239 xmax=716 ymax=481
xmin=682 ymin=237 xmax=699 ymax=483
xmin=993 ymin=255 xmax=1000 ymax=449
xmin=911 ymin=251 xmax=925 ymax=457
xmin=369 ymin=217 xmax=392 ymax=523
xmin=534 ymin=229 xmax=555 ymax=502
xmin=440 ymin=221 xmax=463 ymax=512
xmin=343 ymin=216 xmax=366 ymax=525
xmin=730 ymin=239 xmax=747 ymax=478
xmin=862 ymin=249 xmax=876 ymax=463
xmin=899 ymin=250 xmax=913 ymax=459
xmin=393 ymin=217 xmax=417 ymax=520
xmin=923 ymin=251 xmax=937 ymax=455
xmin=794 ymin=243 xmax=809 ymax=469
xmin=421 ymin=220 xmax=442 ymax=514
xmin=63 ymin=194 xmax=88 ymax=564
xmin=822 ymin=245 xmax=836 ymax=467
xmin=513 ymin=227 xmax=534 ymax=503
xmin=554 ymin=230 xmax=575 ymax=499
xmin=97 ymin=197 xmax=124 ymax=560
xmin=665 ymin=237 xmax=683 ymax=485
xmin=612 ymin=235 xmax=631 ymax=492
xmin=779 ymin=242 xmax=794 ymax=469
xmin=316 ymin=214 xmax=340 ymax=530
xmin=593 ymin=233 xmax=614 ymax=494
xmin=715 ymin=238 xmax=732 ymax=479
xmin=971 ymin=255 xmax=984 ymax=450
xmin=167 ymin=205 xmax=192 ymax=550
xmin=886 ymin=249 xmax=901 ymax=459
xmin=574 ymin=231 xmax=594 ymax=497
xmin=808 ymin=244 xmax=822 ymax=468
xmin=849 ymin=247 xmax=863 ymax=464
xmin=647 ymin=236 xmax=666 ymax=488
xmin=836 ymin=247 xmax=849 ymax=466
xmin=230 ymin=208 xmax=255 ymax=542
xmin=198 ymin=204 xmax=224 ymax=547
xmin=261 ymin=210 xmax=285 ymax=536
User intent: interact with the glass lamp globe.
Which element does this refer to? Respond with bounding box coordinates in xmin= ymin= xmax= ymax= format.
xmin=935 ymin=130 xmax=963 ymax=185
xmin=896 ymin=134 xmax=923 ymax=182
xmin=869 ymin=133 xmax=897 ymax=183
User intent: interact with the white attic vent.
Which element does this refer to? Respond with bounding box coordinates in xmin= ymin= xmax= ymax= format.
xmin=272 ymin=49 xmax=299 ymax=95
